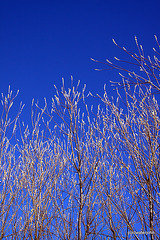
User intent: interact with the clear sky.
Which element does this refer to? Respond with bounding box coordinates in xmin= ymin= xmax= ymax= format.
xmin=0 ymin=0 xmax=160 ymax=121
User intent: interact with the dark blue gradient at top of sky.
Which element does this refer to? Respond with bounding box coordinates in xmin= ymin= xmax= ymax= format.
xmin=0 ymin=0 xmax=160 ymax=121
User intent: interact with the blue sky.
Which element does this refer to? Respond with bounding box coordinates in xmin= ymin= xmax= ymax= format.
xmin=0 ymin=0 xmax=160 ymax=121
xmin=0 ymin=1 xmax=160 ymax=236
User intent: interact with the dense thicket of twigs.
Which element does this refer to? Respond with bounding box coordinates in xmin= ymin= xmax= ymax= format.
xmin=0 ymin=37 xmax=159 ymax=239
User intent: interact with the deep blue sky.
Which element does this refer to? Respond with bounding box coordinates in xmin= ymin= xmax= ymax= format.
xmin=0 ymin=0 xmax=160 ymax=120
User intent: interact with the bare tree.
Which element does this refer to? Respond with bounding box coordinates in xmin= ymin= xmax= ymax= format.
xmin=38 ymin=79 xmax=107 ymax=239
xmin=0 ymin=87 xmax=25 ymax=239
xmin=92 ymin=36 xmax=160 ymax=239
